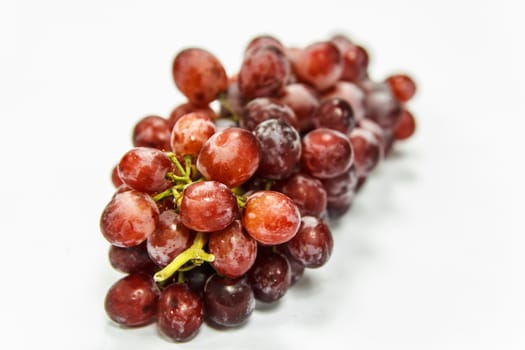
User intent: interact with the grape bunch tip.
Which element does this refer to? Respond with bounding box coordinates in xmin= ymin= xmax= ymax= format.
xmin=101 ymin=32 xmax=417 ymax=342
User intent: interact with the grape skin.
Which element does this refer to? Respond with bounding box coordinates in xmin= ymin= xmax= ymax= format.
xmin=253 ymin=119 xmax=301 ymax=180
xmin=180 ymin=181 xmax=238 ymax=232
xmin=172 ymin=48 xmax=228 ymax=107
xmin=100 ymin=190 xmax=159 ymax=248
xmin=132 ymin=115 xmax=171 ymax=151
xmin=104 ymin=273 xmax=159 ymax=327
xmin=238 ymin=45 xmax=291 ymax=100
xmin=301 ymin=128 xmax=354 ymax=179
xmin=157 ymin=283 xmax=203 ymax=342
xmin=117 ymin=147 xmax=173 ymax=194
xmin=204 ymin=275 xmax=255 ymax=328
xmin=208 ymin=220 xmax=257 ymax=278
xmin=247 ymin=251 xmax=291 ymax=303
xmin=170 ymin=112 xmax=216 ymax=160
xmin=196 ymin=127 xmax=260 ymax=188
xmin=147 ymin=210 xmax=194 ymax=267
xmin=287 ymin=216 xmax=333 ymax=268
xmin=242 ymin=190 xmax=301 ymax=245
xmin=108 ymin=242 xmax=156 ymax=274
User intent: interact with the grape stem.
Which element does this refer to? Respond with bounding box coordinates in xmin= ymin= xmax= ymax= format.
xmin=217 ymin=93 xmax=240 ymax=122
xmin=153 ymin=232 xmax=215 ymax=283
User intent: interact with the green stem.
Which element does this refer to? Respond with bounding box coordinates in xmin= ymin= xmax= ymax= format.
xmin=153 ymin=232 xmax=214 ymax=283
xmin=152 ymin=188 xmax=174 ymax=202
xmin=218 ymin=93 xmax=239 ymax=122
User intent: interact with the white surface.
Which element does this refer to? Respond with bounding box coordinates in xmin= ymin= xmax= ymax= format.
xmin=1 ymin=0 xmax=524 ymax=349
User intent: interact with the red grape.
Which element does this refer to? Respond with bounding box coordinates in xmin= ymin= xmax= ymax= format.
xmin=180 ymin=181 xmax=238 ymax=232
xmin=197 ymin=127 xmax=260 ymax=188
xmin=147 ymin=210 xmax=194 ymax=267
xmin=104 ymin=273 xmax=159 ymax=327
xmin=100 ymin=190 xmax=159 ymax=247
xmin=331 ymin=35 xmax=369 ymax=82
xmin=322 ymin=81 xmax=366 ymax=121
xmin=362 ymin=81 xmax=403 ymax=129
xmin=108 ymin=242 xmax=156 ymax=274
xmin=312 ymin=97 xmax=356 ymax=134
xmin=204 ymin=274 xmax=255 ymax=327
xmin=170 ymin=112 xmax=216 ymax=160
xmin=278 ymin=83 xmax=320 ymax=132
xmin=132 ymin=115 xmax=171 ymax=151
xmin=241 ymin=97 xmax=298 ymax=131
xmin=293 ymin=41 xmax=342 ymax=91
xmin=393 ymin=109 xmax=416 ymax=140
xmin=244 ymin=34 xmax=285 ymax=56
xmin=287 ymin=216 xmax=333 ymax=268
xmin=168 ymin=102 xmax=217 ymax=129
xmin=208 ymin=220 xmax=257 ymax=278
xmin=157 ymin=283 xmax=203 ymax=342
xmin=117 ymin=147 xmax=173 ymax=194
xmin=385 ymin=73 xmax=417 ymax=102
xmin=242 ymin=190 xmax=301 ymax=245
xmin=238 ymin=45 xmax=291 ymax=100
xmin=247 ymin=251 xmax=291 ymax=303
xmin=301 ymin=128 xmax=353 ymax=179
xmin=172 ymin=48 xmax=228 ymax=106
xmin=350 ymin=127 xmax=383 ymax=176
xmin=253 ymin=119 xmax=301 ymax=180
xmin=277 ymin=172 xmax=327 ymax=218
xmin=111 ymin=164 xmax=123 ymax=188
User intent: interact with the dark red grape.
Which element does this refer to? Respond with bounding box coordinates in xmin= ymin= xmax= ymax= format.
xmin=241 ymin=97 xmax=298 ymax=131
xmin=247 ymin=251 xmax=291 ymax=303
xmin=242 ymin=190 xmax=301 ymax=245
xmin=322 ymin=81 xmax=366 ymax=121
xmin=104 ymin=273 xmax=159 ymax=327
xmin=172 ymin=48 xmax=228 ymax=106
xmin=278 ymin=83 xmax=320 ymax=133
xmin=208 ymin=220 xmax=257 ymax=278
xmin=293 ymin=41 xmax=342 ymax=91
xmin=108 ymin=242 xmax=156 ymax=274
xmin=253 ymin=119 xmax=301 ymax=180
xmin=331 ymin=35 xmax=369 ymax=82
xmin=312 ymin=97 xmax=356 ymax=134
xmin=277 ymin=172 xmax=327 ymax=218
xmin=321 ymin=165 xmax=358 ymax=217
xmin=100 ymin=190 xmax=159 ymax=247
xmin=238 ymin=45 xmax=291 ymax=100
xmin=117 ymin=147 xmax=173 ymax=194
xmin=287 ymin=216 xmax=333 ymax=268
xmin=362 ymin=81 xmax=403 ymax=130
xmin=196 ymin=127 xmax=260 ymax=188
xmin=157 ymin=283 xmax=203 ymax=342
xmin=170 ymin=112 xmax=216 ymax=160
xmin=349 ymin=127 xmax=383 ymax=176
xmin=276 ymin=245 xmax=306 ymax=285
xmin=180 ymin=181 xmax=238 ymax=232
xmin=147 ymin=210 xmax=194 ymax=267
xmin=301 ymin=128 xmax=353 ymax=179
xmin=204 ymin=274 xmax=255 ymax=327
xmin=185 ymin=264 xmax=215 ymax=297
xmin=385 ymin=74 xmax=416 ymax=102
xmin=132 ymin=115 xmax=171 ymax=151
xmin=393 ymin=109 xmax=416 ymax=140
xmin=321 ymin=165 xmax=358 ymax=199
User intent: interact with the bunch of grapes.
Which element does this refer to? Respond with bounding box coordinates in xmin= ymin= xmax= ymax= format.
xmin=100 ymin=33 xmax=417 ymax=342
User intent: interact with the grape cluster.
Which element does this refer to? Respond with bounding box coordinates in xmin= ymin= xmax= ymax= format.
xmin=101 ymin=33 xmax=417 ymax=342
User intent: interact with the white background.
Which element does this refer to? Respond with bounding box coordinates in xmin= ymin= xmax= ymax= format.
xmin=2 ymin=1 xmax=524 ymax=349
